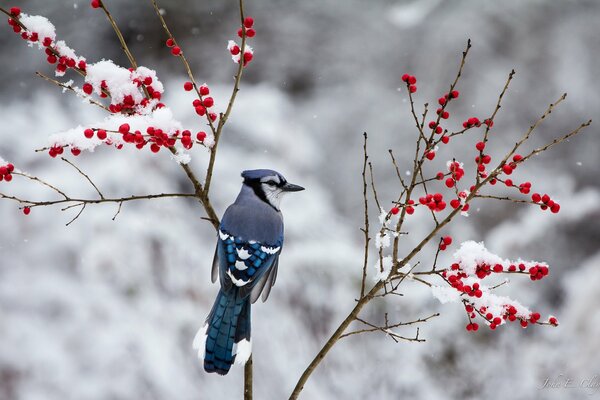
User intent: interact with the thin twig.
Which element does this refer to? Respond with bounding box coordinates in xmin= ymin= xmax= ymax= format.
xmin=65 ymin=203 xmax=86 ymax=226
xmin=149 ymin=0 xmax=218 ymax=136
xmin=360 ymin=132 xmax=370 ymax=299
xmin=61 ymin=157 xmax=104 ymax=199
xmin=204 ymin=0 xmax=248 ymax=197
xmin=35 ymin=72 xmax=111 ymax=112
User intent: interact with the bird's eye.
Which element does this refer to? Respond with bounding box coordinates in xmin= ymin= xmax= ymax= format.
xmin=265 ymin=181 xmax=277 ymax=186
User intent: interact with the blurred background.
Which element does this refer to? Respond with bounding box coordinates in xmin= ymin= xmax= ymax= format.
xmin=1 ymin=0 xmax=599 ymax=399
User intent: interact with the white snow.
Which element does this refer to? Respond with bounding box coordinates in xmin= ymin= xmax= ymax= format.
xmin=431 ymin=285 xmax=461 ymax=304
xmin=373 ymin=256 xmax=393 ymax=282
xmin=171 ymin=148 xmax=191 ymax=165
xmin=20 ymin=14 xmax=56 ymax=42
xmin=48 ymin=107 xmax=184 ymax=154
xmin=86 ymin=60 xmax=144 ymax=106
xmin=452 ymin=241 xmax=547 ymax=276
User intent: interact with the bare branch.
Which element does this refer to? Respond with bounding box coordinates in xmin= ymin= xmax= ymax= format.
xmin=61 ymin=157 xmax=104 ymax=199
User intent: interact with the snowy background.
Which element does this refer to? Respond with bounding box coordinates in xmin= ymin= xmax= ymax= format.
xmin=1 ymin=0 xmax=599 ymax=399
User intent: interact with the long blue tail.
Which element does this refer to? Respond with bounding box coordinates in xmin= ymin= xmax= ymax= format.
xmin=203 ymin=289 xmax=251 ymax=375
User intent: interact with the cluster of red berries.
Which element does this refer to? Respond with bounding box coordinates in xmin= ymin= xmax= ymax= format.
xmin=228 ymin=17 xmax=255 ymax=67
xmin=531 ymin=193 xmax=560 ymax=213
xmin=461 ymin=297 xmax=557 ymax=332
xmin=401 ymin=74 xmax=417 ymax=93
xmin=189 ymin=84 xmax=217 ymax=122
xmin=390 ymin=199 xmax=415 ymax=216
xmin=0 ymin=163 xmax=15 ymax=182
xmin=237 ymin=17 xmax=256 ymax=38
xmin=449 ymin=191 xmax=470 ymax=212
xmin=165 ymin=37 xmax=182 ymax=56
xmin=80 ymin=124 xmax=207 ymax=154
xmin=500 ymin=154 xmax=522 ymax=175
xmin=439 ymin=236 xmax=452 ymax=251
xmin=418 ymin=193 xmax=446 ymax=212
xmin=7 ymin=10 xmax=87 ymax=77
xmin=442 ymin=161 xmax=464 ymax=188
xmin=528 ymin=264 xmax=550 ymax=281
xmin=6 ymin=7 xmax=21 ymax=33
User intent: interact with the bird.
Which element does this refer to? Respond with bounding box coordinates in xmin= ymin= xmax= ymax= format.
xmin=193 ymin=169 xmax=304 ymax=375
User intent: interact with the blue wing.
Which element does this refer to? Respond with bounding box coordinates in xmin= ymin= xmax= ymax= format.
xmin=212 ymin=229 xmax=281 ymax=303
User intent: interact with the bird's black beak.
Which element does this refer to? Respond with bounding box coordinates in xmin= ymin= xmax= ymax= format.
xmin=282 ymin=182 xmax=305 ymax=192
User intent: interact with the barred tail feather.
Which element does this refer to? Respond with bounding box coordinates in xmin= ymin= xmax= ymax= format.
xmin=198 ymin=289 xmax=252 ymax=375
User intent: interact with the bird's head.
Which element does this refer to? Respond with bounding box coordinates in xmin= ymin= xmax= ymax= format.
xmin=241 ymin=169 xmax=304 ymax=210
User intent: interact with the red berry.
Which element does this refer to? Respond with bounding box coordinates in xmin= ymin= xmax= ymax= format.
xmin=209 ymin=112 xmax=218 ymax=122
xmin=199 ymin=85 xmax=210 ymax=96
xmin=196 ymin=131 xmax=207 ymax=142
xmin=119 ymin=124 xmax=130 ymax=134
xmin=505 ymin=179 xmax=513 ymax=187
xmin=435 ymin=126 xmax=443 ymax=134
xmin=237 ymin=28 xmax=244 ymax=38
xmin=82 ymin=83 xmax=93 ymax=95
xmin=513 ymin=154 xmax=523 ymax=162
xmin=150 ymin=143 xmax=160 ymax=153
xmin=443 ymin=236 xmax=452 ymax=245
xmin=243 ymin=52 xmax=253 ymax=63
xmin=425 ymin=151 xmax=435 ymax=160
xmin=230 ymin=45 xmax=241 ymax=55
xmin=401 ymin=74 xmax=409 ymax=82
xmin=445 ymin=178 xmax=454 ymax=188
xmin=97 ymin=129 xmax=107 ymax=140
xmin=502 ymin=164 xmax=513 ymax=175
xmin=91 ymin=0 xmax=101 ymax=9
xmin=406 ymin=206 xmax=415 ymax=215
xmin=171 ymin=46 xmax=181 ymax=56
xmin=184 ymin=81 xmax=193 ymax=91
xmin=493 ymin=264 xmax=503 ymax=273
xmin=549 ymin=317 xmax=558 ymax=325
xmin=450 ymin=199 xmax=461 ymax=209
xmin=550 ymin=203 xmax=560 ymax=213
xmin=441 ymin=111 xmax=449 ymax=119
xmin=441 ymin=135 xmax=449 ymax=144
xmin=84 ymin=128 xmax=94 ymax=139
xmin=203 ymin=97 xmax=214 ymax=108
xmin=244 ymin=17 xmax=254 ymax=28
xmin=4 ymin=174 xmax=12 ymax=182
xmin=246 ymin=28 xmax=256 ymax=38
xmin=409 ymin=85 xmax=417 ymax=93
xmin=195 ymin=106 xmax=206 ymax=116
xmin=541 ymin=194 xmax=550 ymax=204
xmin=450 ymin=90 xmax=459 ymax=99
xmin=438 ymin=97 xmax=446 ymax=106
xmin=10 ymin=7 xmax=21 ymax=16
xmin=71 ymin=148 xmax=81 ymax=156
xmin=23 ymin=206 xmax=31 ymax=215
xmin=166 ymin=38 xmax=174 ymax=47
xmin=475 ymin=141 xmax=485 ymax=151
xmin=391 ymin=207 xmax=400 ymax=215
xmin=43 ymin=37 xmax=52 ymax=47
xmin=408 ymin=76 xmax=417 ymax=85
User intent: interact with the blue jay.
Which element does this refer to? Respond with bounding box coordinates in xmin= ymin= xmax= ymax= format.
xmin=193 ymin=169 xmax=304 ymax=375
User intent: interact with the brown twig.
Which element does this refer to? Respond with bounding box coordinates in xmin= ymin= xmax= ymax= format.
xmin=203 ymin=0 xmax=248 ymax=197
xmin=61 ymin=157 xmax=104 ymax=199
xmin=360 ymin=133 xmax=370 ymax=299
xmin=35 ymin=72 xmax=111 ymax=112
xmin=148 ymin=0 xmax=218 ymax=136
